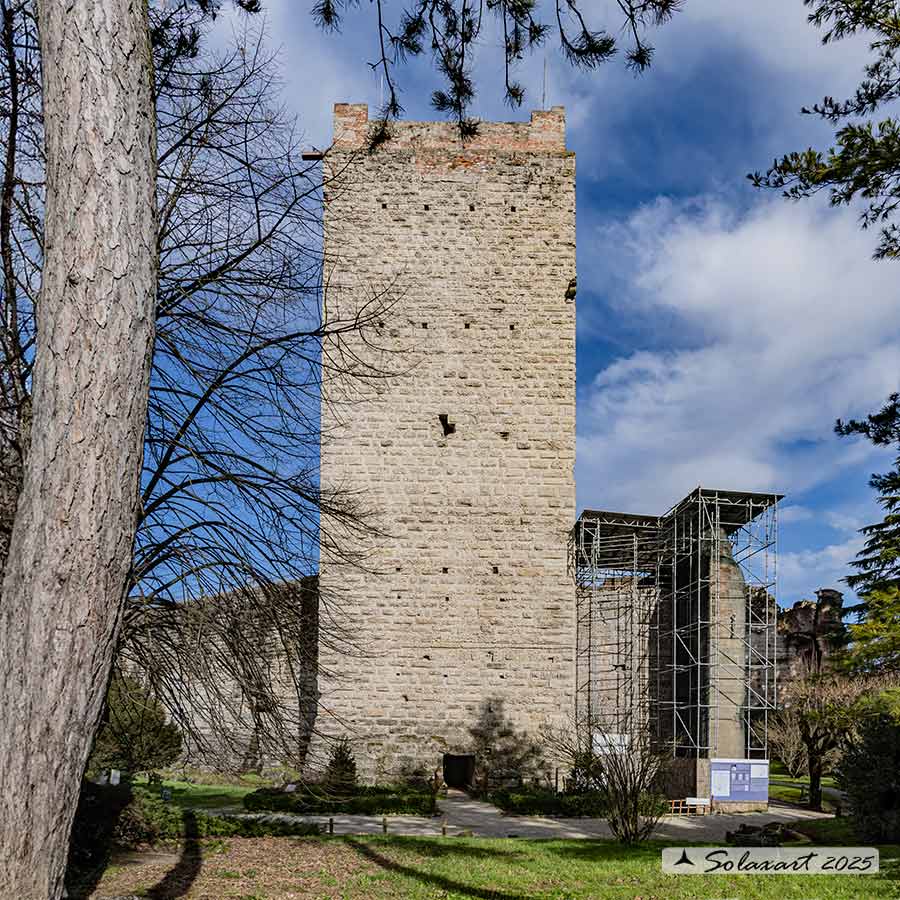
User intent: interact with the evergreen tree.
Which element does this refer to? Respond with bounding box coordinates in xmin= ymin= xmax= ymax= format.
xmin=837 ymin=688 xmax=900 ymax=841
xmin=88 ymin=675 xmax=183 ymax=778
xmin=837 ymin=393 xmax=900 ymax=672
xmin=752 ymin=2 xmax=900 ymax=258
xmin=323 ymin=737 xmax=358 ymax=797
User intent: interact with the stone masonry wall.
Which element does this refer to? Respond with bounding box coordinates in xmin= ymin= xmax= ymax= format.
xmin=316 ymin=104 xmax=577 ymax=780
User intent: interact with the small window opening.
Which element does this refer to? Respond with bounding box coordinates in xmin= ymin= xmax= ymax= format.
xmin=492 ymin=565 xmax=499 ymax=575
xmin=509 ymin=324 xmax=516 ymax=331
xmin=499 ymin=431 xmax=509 ymax=440
xmin=464 ymin=322 xmax=471 ymax=329
xmin=439 ymin=414 xmax=455 ymax=437
xmin=381 ymin=202 xmax=387 ymax=209
xmin=469 ymin=203 xmax=475 ymax=212
xmin=422 ymin=322 xmax=428 ymax=329
xmin=442 ymin=566 xmax=449 ymax=574
xmin=510 ymin=205 xmax=517 ymax=212
xmin=424 ymin=204 xmax=430 ymax=210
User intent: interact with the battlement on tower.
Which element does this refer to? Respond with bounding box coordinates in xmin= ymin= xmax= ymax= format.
xmin=331 ymin=102 xmax=569 ymax=154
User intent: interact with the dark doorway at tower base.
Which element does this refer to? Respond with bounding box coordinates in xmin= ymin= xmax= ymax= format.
xmin=443 ymin=753 xmax=476 ymax=789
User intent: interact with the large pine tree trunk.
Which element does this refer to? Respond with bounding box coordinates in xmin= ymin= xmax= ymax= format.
xmin=0 ymin=2 xmax=156 ymax=897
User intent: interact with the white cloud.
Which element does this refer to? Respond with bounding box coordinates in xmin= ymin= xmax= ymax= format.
xmin=675 ymin=0 xmax=868 ymax=85
xmin=779 ymin=504 xmax=814 ymax=525
xmin=208 ymin=0 xmax=873 ymax=170
xmin=208 ymin=1 xmax=379 ymax=147
xmin=780 ymin=533 xmax=865 ymax=604
xmin=576 ymin=195 xmax=900 ymax=516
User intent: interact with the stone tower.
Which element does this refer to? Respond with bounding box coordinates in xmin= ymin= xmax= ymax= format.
xmin=317 ymin=103 xmax=577 ymax=779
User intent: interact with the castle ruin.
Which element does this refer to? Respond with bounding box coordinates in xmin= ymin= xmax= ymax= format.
xmin=315 ymin=104 xmax=781 ymax=802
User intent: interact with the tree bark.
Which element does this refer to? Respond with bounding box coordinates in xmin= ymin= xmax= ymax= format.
xmin=0 ymin=0 xmax=24 ymax=581
xmin=808 ymin=750 xmax=824 ymax=811
xmin=0 ymin=2 xmax=156 ymax=898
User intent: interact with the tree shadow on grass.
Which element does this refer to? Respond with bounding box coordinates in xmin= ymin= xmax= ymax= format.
xmin=544 ymin=838 xmax=663 ymax=863
xmin=144 ymin=810 xmax=202 ymax=899
xmin=65 ymin=782 xmax=134 ymax=899
xmin=344 ymin=836 xmax=530 ymax=900
xmin=366 ymin=835 xmax=527 ymax=861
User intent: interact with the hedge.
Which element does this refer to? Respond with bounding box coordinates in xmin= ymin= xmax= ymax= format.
xmin=70 ymin=782 xmax=319 ymax=854
xmin=488 ymin=787 xmax=610 ymax=817
xmin=243 ymin=784 xmax=437 ymax=815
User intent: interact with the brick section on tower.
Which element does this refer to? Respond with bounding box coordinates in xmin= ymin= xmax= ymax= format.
xmin=316 ymin=104 xmax=577 ymax=779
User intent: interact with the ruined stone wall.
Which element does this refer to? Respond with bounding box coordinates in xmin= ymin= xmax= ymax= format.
xmin=126 ymin=579 xmax=320 ymax=775
xmin=317 ymin=104 xmax=577 ymax=779
xmin=775 ymin=590 xmax=847 ymax=686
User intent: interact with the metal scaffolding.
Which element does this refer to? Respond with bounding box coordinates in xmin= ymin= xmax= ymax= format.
xmin=570 ymin=488 xmax=780 ymax=762
xmin=570 ymin=510 xmax=661 ymax=746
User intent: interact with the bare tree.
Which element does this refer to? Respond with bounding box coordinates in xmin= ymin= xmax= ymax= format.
xmin=542 ymin=722 xmax=669 ymax=844
xmin=779 ymin=669 xmax=900 ymax=810
xmin=0 ymin=0 xmax=40 ymax=578
xmin=123 ymin=14 xmax=399 ymax=767
xmin=0 ymin=0 xmax=685 ymax=892
xmin=0 ymin=1 xmax=157 ymax=896
xmin=0 ymin=3 xmax=399 ymax=774
xmin=767 ymin=709 xmax=809 ymax=779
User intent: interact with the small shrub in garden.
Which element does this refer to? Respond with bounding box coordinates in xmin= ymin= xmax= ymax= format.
xmin=489 ymin=787 xmax=609 ymax=817
xmin=115 ymin=786 xmax=185 ymax=845
xmin=243 ymin=783 xmax=435 ymax=815
xmin=324 ymin=737 xmax=358 ymax=797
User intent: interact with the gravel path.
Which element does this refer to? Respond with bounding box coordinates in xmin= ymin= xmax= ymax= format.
xmin=208 ymin=788 xmax=833 ymax=841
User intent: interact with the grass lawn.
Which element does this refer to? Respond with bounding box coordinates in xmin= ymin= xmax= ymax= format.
xmin=769 ymin=762 xmax=840 ymax=812
xmin=85 ymin=833 xmax=900 ymax=899
xmin=133 ymin=778 xmax=255 ymax=811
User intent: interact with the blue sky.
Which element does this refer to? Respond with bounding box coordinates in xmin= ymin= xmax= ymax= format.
xmin=216 ymin=0 xmax=900 ymax=605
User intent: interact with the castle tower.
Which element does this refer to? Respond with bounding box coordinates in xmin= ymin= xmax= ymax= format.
xmin=317 ymin=104 xmax=577 ymax=779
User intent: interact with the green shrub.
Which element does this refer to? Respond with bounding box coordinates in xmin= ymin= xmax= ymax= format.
xmin=87 ymin=674 xmax=182 ymax=778
xmin=324 ymin=737 xmax=358 ymax=797
xmin=199 ymin=815 xmax=321 ymax=838
xmin=838 ymin=708 xmax=900 ymax=842
xmin=488 ymin=787 xmax=609 ymax=817
xmin=243 ymin=783 xmax=436 ymax=815
xmin=69 ymin=783 xmax=320 ymax=856
xmin=115 ymin=786 xmax=185 ymax=844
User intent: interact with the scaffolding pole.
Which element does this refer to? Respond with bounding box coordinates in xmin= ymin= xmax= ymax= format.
xmin=571 ymin=488 xmax=779 ymax=764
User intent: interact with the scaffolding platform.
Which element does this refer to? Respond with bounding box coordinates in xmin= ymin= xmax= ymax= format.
xmin=570 ymin=488 xmax=781 ymax=784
